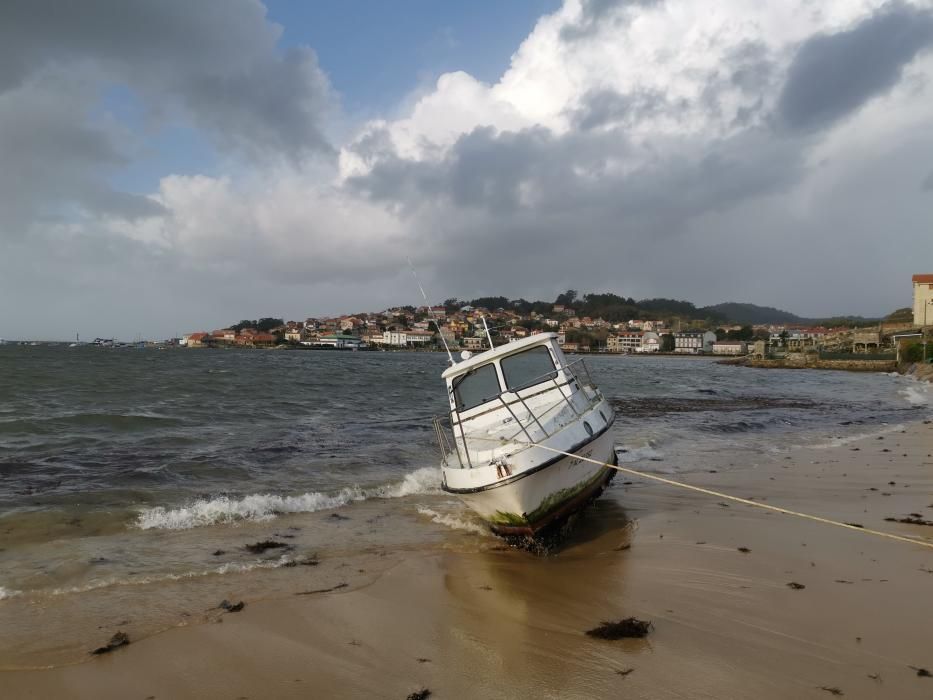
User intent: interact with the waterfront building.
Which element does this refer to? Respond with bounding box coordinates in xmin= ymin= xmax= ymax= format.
xmin=637 ymin=331 xmax=661 ymax=352
xmin=674 ymin=330 xmax=716 ymax=354
xmin=607 ymin=331 xmax=643 ymax=353
xmin=913 ymin=274 xmax=933 ymax=327
xmin=712 ymin=340 xmax=748 ymax=355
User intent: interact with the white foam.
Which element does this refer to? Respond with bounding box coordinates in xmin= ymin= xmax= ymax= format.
xmin=810 ymin=423 xmax=905 ymax=449
xmin=900 ymin=383 xmax=930 ymax=407
xmin=616 ymin=443 xmax=664 ymax=464
xmin=0 ymin=587 xmax=22 ymax=601
xmin=416 ymin=506 xmax=489 ymax=536
xmin=48 ymin=555 xmax=299 ymax=596
xmin=136 ymin=466 xmax=442 ymax=530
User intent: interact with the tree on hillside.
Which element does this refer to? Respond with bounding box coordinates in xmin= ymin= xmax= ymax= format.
xmin=555 ymin=289 xmax=578 ymax=306
xmin=727 ymin=325 xmax=754 ymax=341
xmin=469 ymin=296 xmax=510 ymax=310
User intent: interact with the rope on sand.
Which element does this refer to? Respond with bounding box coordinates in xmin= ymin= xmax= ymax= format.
xmin=529 ymin=443 xmax=933 ymax=551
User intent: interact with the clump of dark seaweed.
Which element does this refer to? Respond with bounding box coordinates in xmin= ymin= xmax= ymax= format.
xmin=219 ymin=599 xmax=245 ymax=613
xmin=91 ymin=631 xmax=130 ymax=655
xmin=787 ymin=582 xmax=806 ymax=590
xmin=884 ymin=516 xmax=933 ymax=526
xmin=407 ymin=689 xmax=431 ymax=700
xmin=244 ymin=540 xmax=290 ymax=553
xmin=586 ymin=618 xmax=652 ymax=639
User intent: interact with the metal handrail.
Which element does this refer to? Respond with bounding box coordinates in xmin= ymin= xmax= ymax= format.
xmin=436 ymin=358 xmax=602 ymax=469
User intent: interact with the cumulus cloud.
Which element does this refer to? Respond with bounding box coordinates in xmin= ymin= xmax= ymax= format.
xmin=3 ymin=0 xmax=933 ymax=338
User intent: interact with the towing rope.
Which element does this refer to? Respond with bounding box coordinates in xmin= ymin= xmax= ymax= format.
xmin=529 ymin=443 xmax=933 ymax=550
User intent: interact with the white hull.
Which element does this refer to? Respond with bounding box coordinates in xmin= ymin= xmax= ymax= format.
xmin=447 ymin=426 xmax=616 ymax=535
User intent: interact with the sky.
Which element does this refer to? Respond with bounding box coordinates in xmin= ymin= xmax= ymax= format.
xmin=2 ymin=0 xmax=933 ymax=340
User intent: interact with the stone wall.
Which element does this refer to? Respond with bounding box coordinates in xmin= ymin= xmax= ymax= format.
xmin=741 ymin=357 xmax=897 ymax=372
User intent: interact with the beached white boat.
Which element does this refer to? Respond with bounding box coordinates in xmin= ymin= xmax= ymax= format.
xmin=433 ymin=332 xmax=616 ymax=537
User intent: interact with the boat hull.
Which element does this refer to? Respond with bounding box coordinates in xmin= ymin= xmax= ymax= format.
xmin=448 ymin=428 xmax=616 ymax=537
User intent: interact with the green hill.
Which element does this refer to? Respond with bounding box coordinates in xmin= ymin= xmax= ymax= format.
xmin=699 ymin=302 xmax=803 ymax=325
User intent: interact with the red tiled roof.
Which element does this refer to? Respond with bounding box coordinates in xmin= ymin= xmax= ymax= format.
xmin=913 ymin=274 xmax=933 ymax=283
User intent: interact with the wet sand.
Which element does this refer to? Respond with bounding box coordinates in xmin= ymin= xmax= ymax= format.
xmin=4 ymin=420 xmax=932 ymax=699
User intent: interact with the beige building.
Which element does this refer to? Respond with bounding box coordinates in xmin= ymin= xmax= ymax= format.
xmin=913 ymin=274 xmax=933 ymax=327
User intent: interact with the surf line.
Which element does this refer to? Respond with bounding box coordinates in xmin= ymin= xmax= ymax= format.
xmin=529 ymin=443 xmax=933 ymax=551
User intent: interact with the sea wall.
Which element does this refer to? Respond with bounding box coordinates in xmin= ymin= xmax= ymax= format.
xmin=737 ymin=356 xmax=897 ymax=372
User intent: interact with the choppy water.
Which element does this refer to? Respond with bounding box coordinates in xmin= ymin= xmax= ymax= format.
xmin=0 ymin=345 xmax=929 ymax=665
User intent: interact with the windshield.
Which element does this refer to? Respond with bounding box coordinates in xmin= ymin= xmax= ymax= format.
xmin=500 ymin=345 xmax=557 ymax=391
xmin=452 ymin=363 xmax=502 ymax=412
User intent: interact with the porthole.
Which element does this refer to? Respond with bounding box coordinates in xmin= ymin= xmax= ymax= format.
xmin=583 ymin=420 xmax=593 ymax=436
xmin=598 ymin=410 xmax=607 ymax=423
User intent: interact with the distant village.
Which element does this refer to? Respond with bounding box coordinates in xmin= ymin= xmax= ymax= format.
xmin=179 ymin=303 xmax=895 ymax=357
xmin=171 ymin=276 xmax=933 ymax=361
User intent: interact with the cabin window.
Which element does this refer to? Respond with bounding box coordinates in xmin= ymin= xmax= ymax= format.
xmin=453 ymin=363 xmax=502 ymax=412
xmin=501 ymin=346 xmax=557 ymax=391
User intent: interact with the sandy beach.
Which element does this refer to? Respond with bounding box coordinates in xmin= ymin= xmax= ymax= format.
xmin=3 ymin=416 xmax=931 ymax=699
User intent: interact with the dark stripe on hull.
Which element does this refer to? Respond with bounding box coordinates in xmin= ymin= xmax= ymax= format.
xmin=441 ymin=416 xmax=615 ymax=495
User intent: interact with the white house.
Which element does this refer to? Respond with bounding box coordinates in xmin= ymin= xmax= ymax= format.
xmin=637 ymin=331 xmax=661 ymax=352
xmin=913 ymin=274 xmax=933 ymax=327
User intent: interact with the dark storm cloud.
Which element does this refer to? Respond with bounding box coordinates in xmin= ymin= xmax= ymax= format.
xmin=0 ymin=0 xmax=334 ymax=233
xmin=352 ymin=121 xmax=804 ymax=256
xmin=571 ymin=88 xmax=672 ymax=130
xmin=922 ymin=170 xmax=933 ymax=191
xmin=777 ymin=2 xmax=933 ymax=132
xmin=0 ymin=0 xmax=334 ymax=157
xmin=0 ymin=78 xmax=164 ymax=231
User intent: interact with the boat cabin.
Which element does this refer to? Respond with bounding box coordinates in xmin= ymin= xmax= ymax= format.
xmin=439 ymin=333 xmax=601 ymax=469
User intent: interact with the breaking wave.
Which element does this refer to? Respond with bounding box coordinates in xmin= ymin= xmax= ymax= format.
xmin=136 ymin=466 xmax=441 ymax=530
xmin=899 ymin=383 xmax=930 ymax=407
xmin=0 ymin=587 xmax=22 ymax=601
xmin=810 ymin=423 xmax=905 ymax=449
xmin=416 ymin=506 xmax=489 ymax=536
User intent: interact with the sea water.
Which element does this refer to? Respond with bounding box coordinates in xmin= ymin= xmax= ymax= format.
xmin=0 ymin=345 xmax=929 ymax=664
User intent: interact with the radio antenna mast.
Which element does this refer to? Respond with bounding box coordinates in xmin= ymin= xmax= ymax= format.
xmin=407 ymin=258 xmax=454 ymax=364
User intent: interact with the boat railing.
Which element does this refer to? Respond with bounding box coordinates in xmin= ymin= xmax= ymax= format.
xmin=432 ymin=358 xmax=603 ymax=469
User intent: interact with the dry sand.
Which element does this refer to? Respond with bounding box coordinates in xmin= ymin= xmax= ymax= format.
xmin=4 ymin=420 xmax=932 ymax=699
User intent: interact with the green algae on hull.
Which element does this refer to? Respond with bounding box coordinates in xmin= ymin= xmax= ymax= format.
xmin=488 ymin=467 xmax=608 ymax=527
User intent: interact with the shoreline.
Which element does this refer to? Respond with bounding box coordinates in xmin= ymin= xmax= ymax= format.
xmin=4 ymin=418 xmax=932 ymax=698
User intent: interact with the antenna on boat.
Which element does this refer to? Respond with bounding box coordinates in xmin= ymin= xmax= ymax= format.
xmin=407 ymin=258 xmax=454 ymax=365
xmin=481 ymin=316 xmax=494 ymax=350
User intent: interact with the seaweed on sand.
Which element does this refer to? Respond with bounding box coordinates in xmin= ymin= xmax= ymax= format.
xmin=91 ymin=631 xmax=130 ymax=655
xmin=884 ymin=516 xmax=933 ymax=526
xmin=406 ymin=689 xmax=431 ymax=700
xmin=244 ymin=540 xmax=290 ymax=553
xmin=586 ymin=618 xmax=652 ymax=639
